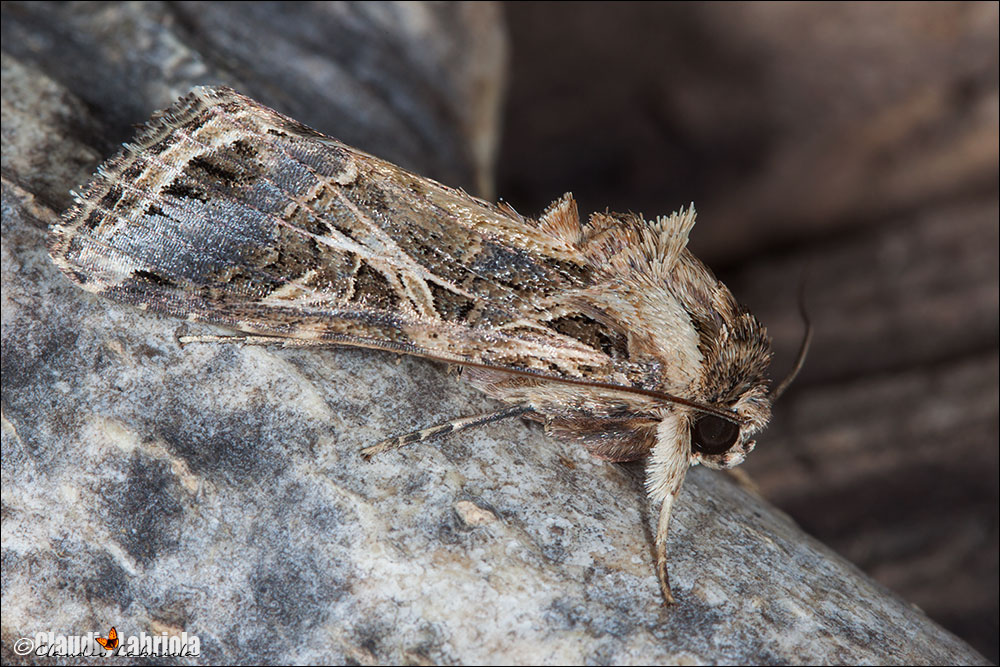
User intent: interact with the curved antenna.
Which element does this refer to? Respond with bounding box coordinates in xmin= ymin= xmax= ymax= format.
xmin=772 ymin=281 xmax=812 ymax=401
xmin=288 ymin=331 xmax=748 ymax=425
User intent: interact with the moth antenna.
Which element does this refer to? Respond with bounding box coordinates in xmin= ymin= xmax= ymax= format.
xmin=771 ymin=281 xmax=812 ymax=401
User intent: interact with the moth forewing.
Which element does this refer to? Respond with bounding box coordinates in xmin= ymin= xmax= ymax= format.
xmin=49 ymin=86 xmax=775 ymax=605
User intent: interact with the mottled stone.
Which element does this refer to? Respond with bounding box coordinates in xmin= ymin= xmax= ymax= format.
xmin=0 ymin=2 xmax=990 ymax=664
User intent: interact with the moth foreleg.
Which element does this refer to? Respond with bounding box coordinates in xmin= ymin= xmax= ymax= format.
xmin=360 ymin=405 xmax=532 ymax=461
xmin=655 ymin=491 xmax=679 ymax=605
xmin=646 ymin=418 xmax=691 ymax=605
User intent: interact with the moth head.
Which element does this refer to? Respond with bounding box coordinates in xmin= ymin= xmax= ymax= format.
xmin=687 ymin=307 xmax=774 ymax=470
xmin=688 ymin=388 xmax=770 ymax=470
xmin=686 ymin=289 xmax=813 ymax=470
xmin=646 ymin=393 xmax=769 ymax=503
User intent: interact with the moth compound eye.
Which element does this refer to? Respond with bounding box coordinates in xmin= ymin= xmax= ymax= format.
xmin=691 ymin=415 xmax=740 ymax=455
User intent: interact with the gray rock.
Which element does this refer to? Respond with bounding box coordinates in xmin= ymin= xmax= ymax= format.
xmin=1 ymin=2 xmax=989 ymax=664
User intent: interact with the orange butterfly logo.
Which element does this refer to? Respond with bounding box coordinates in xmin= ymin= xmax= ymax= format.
xmin=95 ymin=626 xmax=119 ymax=651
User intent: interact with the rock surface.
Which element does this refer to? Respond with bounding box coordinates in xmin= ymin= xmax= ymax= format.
xmin=1 ymin=2 xmax=991 ymax=664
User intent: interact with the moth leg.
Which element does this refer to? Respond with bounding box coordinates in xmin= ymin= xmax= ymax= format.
xmin=724 ymin=467 xmax=761 ymax=496
xmin=655 ymin=491 xmax=680 ymax=605
xmin=360 ymin=405 xmax=532 ymax=461
xmin=646 ymin=416 xmax=691 ymax=605
xmin=176 ymin=332 xmax=334 ymax=349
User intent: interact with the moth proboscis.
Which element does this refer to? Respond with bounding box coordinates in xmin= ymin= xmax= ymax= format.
xmin=49 ymin=86 xmax=808 ymax=604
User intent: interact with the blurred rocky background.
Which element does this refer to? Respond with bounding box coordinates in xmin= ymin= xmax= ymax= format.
xmin=2 ymin=1 xmax=996 ymax=663
xmin=500 ymin=3 xmax=998 ymax=661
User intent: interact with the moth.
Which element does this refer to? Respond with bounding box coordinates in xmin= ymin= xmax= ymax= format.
xmin=50 ymin=86 xmax=805 ymax=603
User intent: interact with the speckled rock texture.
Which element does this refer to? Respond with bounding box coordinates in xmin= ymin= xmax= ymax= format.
xmin=1 ymin=2 xmax=991 ymax=664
